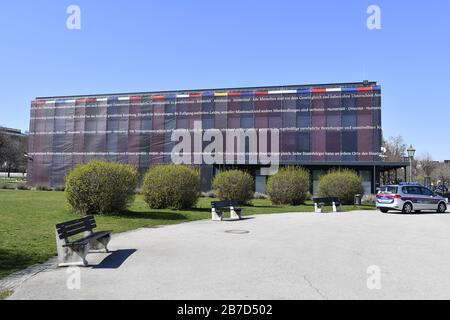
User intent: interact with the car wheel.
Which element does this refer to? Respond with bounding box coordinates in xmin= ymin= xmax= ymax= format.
xmin=437 ymin=202 xmax=447 ymax=214
xmin=403 ymin=203 xmax=413 ymax=214
xmin=379 ymin=208 xmax=389 ymax=213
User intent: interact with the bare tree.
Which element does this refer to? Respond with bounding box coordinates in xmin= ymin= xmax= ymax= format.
xmin=0 ymin=133 xmax=27 ymax=177
xmin=382 ymin=135 xmax=408 ymax=161
xmin=0 ymin=131 xmax=8 ymax=167
xmin=381 ymin=135 xmax=411 ymax=183
xmin=418 ymin=153 xmax=437 ymax=178
xmin=433 ymin=163 xmax=450 ymax=188
xmin=414 ymin=153 xmax=437 ymax=187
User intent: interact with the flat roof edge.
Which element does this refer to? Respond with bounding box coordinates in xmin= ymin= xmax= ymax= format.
xmin=35 ymin=81 xmax=378 ymax=100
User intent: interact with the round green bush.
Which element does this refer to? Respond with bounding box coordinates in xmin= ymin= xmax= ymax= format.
xmin=65 ymin=160 xmax=138 ymax=214
xmin=266 ymin=167 xmax=310 ymax=205
xmin=212 ymin=170 xmax=254 ymax=204
xmin=317 ymin=169 xmax=364 ymax=205
xmin=142 ymin=164 xmax=201 ymax=210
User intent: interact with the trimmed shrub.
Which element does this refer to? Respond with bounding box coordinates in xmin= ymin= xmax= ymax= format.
xmin=317 ymin=169 xmax=364 ymax=205
xmin=142 ymin=164 xmax=201 ymax=210
xmin=212 ymin=170 xmax=254 ymax=204
xmin=266 ymin=167 xmax=310 ymax=205
xmin=65 ymin=160 xmax=138 ymax=215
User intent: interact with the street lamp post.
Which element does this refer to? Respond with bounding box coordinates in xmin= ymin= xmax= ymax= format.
xmin=407 ymin=145 xmax=416 ymax=183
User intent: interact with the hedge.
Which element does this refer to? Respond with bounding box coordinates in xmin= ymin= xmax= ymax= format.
xmin=142 ymin=164 xmax=201 ymax=210
xmin=317 ymin=169 xmax=364 ymax=205
xmin=212 ymin=170 xmax=254 ymax=204
xmin=65 ymin=160 xmax=138 ymax=214
xmin=266 ymin=167 xmax=310 ymax=205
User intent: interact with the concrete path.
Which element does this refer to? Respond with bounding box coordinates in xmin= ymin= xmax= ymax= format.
xmin=8 ymin=210 xmax=450 ymax=300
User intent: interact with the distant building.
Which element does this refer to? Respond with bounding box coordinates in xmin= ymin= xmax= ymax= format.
xmin=27 ymin=81 xmax=407 ymax=193
xmin=0 ymin=126 xmax=25 ymax=137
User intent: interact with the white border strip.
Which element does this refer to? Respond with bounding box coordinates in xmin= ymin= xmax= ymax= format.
xmin=34 ymin=87 xmax=373 ymax=105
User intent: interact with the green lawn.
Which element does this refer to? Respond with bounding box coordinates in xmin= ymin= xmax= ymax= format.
xmin=0 ymin=189 xmax=374 ymax=280
xmin=0 ymin=290 xmax=12 ymax=300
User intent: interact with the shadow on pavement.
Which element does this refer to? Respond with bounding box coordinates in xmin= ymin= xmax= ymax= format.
xmin=221 ymin=217 xmax=255 ymax=222
xmin=92 ymin=249 xmax=137 ymax=269
xmin=388 ymin=211 xmax=448 ymax=216
xmin=117 ymin=211 xmax=188 ymax=220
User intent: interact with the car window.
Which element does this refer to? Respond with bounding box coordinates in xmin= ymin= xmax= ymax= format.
xmin=421 ymin=187 xmax=433 ymax=196
xmin=407 ymin=186 xmax=422 ymax=195
xmin=379 ymin=186 xmax=398 ymax=194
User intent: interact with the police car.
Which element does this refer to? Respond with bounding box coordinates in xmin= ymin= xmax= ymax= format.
xmin=376 ymin=183 xmax=448 ymax=214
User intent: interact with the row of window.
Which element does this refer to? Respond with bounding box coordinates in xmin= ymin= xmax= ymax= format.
xmin=402 ymin=186 xmax=434 ymax=196
xmin=31 ymin=131 xmax=380 ymax=158
xmin=31 ymin=113 xmax=380 ymax=133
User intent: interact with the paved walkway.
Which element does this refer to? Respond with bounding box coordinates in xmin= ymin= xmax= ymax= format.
xmin=8 ymin=210 xmax=450 ymax=300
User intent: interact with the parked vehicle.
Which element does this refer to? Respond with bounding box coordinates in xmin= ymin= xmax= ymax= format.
xmin=376 ymin=183 xmax=447 ymax=214
xmin=433 ymin=183 xmax=448 ymax=197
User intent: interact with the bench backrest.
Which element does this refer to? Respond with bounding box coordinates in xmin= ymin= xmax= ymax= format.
xmin=313 ymin=197 xmax=341 ymax=205
xmin=212 ymin=200 xmax=240 ymax=208
xmin=56 ymin=216 xmax=96 ymax=240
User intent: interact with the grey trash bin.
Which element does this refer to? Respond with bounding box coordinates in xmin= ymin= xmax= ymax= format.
xmin=354 ymin=194 xmax=362 ymax=206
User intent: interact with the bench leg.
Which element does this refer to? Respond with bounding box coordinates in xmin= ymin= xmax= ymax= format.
xmin=230 ymin=207 xmax=242 ymax=220
xmin=333 ymin=202 xmax=342 ymax=213
xmin=56 ymin=229 xmax=89 ymax=267
xmin=315 ymin=203 xmax=324 ymax=213
xmin=212 ymin=208 xmax=223 ymax=221
xmin=57 ymin=246 xmax=89 ymax=267
xmin=89 ymin=234 xmax=111 ymax=253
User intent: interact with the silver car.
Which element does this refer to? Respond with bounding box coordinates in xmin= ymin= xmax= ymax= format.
xmin=376 ymin=183 xmax=448 ymax=214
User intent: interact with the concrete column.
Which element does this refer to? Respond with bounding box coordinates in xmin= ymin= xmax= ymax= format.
xmin=255 ymin=173 xmax=267 ymax=194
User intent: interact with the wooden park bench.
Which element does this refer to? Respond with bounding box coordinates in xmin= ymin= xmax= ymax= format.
xmin=55 ymin=216 xmax=112 ymax=267
xmin=313 ymin=197 xmax=342 ymax=213
xmin=211 ymin=200 xmax=242 ymax=221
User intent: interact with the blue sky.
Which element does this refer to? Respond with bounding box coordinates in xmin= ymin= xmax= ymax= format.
xmin=0 ymin=0 xmax=449 ymax=160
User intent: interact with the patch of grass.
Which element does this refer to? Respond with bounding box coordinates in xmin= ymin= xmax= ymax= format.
xmin=0 ymin=189 xmax=374 ymax=280
xmin=0 ymin=177 xmax=27 ymax=184
xmin=0 ymin=290 xmax=12 ymax=300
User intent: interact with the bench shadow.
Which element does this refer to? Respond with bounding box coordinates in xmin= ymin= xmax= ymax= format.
xmin=192 ymin=207 xmax=212 ymax=212
xmin=249 ymin=205 xmax=315 ymax=209
xmin=115 ymin=206 xmax=213 ymax=220
xmin=92 ymin=249 xmax=137 ymax=269
xmin=222 ymin=217 xmax=255 ymax=222
xmin=116 ymin=211 xmax=187 ymax=220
